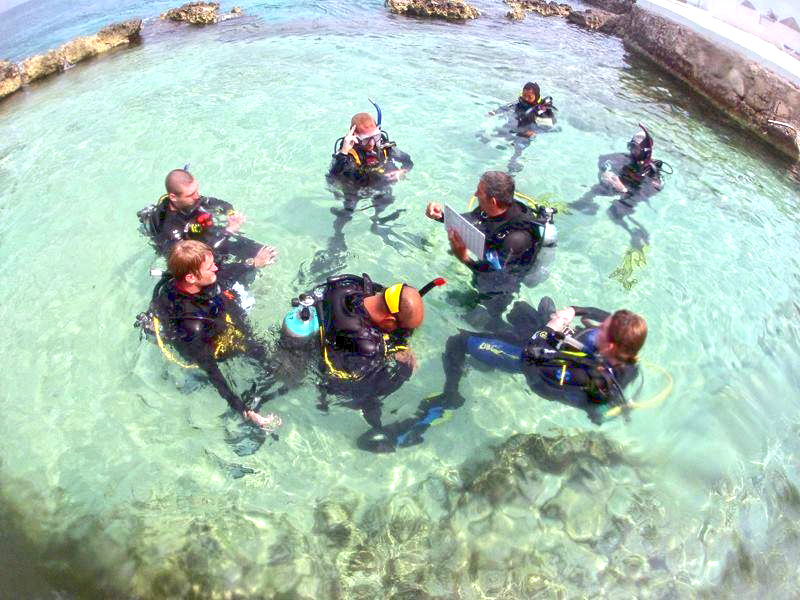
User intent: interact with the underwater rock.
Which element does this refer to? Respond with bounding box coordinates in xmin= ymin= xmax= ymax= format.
xmin=386 ymin=0 xmax=480 ymax=21
xmin=19 ymin=19 xmax=142 ymax=84
xmin=621 ymin=6 xmax=800 ymax=163
xmin=568 ymin=8 xmax=622 ymax=33
xmin=504 ymin=0 xmax=571 ymax=20
xmin=0 ymin=60 xmax=22 ymax=99
xmin=161 ymin=2 xmax=222 ymax=25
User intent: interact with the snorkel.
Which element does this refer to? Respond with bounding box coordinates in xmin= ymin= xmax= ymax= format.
xmin=368 ymin=97 xmax=382 ymax=127
xmin=384 ymin=278 xmax=446 ymax=315
xmin=419 ymin=277 xmax=446 ymax=297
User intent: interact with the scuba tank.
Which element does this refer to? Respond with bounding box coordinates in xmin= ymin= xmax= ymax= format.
xmin=536 ymin=205 xmax=558 ymax=247
xmin=280 ymin=292 xmax=321 ymax=349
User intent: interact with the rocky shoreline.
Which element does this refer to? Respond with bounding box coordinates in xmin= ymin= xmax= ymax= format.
xmin=1 ymin=0 xmax=798 ymax=170
xmin=0 ymin=3 xmax=242 ymax=102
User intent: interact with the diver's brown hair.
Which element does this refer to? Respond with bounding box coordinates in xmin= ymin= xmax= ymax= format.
xmin=168 ymin=240 xmax=211 ymax=281
xmin=608 ymin=310 xmax=647 ymax=363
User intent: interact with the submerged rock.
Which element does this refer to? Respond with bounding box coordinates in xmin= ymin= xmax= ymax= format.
xmin=161 ymin=2 xmax=222 ymax=25
xmin=568 ymin=8 xmax=623 ymax=34
xmin=0 ymin=61 xmax=23 ymax=99
xmin=20 ymin=19 xmax=141 ymax=84
xmin=386 ymin=0 xmax=480 ymax=21
xmin=505 ymin=0 xmax=571 ymax=20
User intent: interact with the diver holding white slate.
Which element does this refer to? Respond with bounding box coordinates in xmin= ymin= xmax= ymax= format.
xmin=425 ymin=171 xmax=557 ymax=326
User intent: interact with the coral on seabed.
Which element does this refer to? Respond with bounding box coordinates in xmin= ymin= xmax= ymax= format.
xmin=386 ymin=0 xmax=480 ymax=20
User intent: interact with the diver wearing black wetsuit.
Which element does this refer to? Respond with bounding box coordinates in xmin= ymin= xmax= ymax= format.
xmin=427 ymin=173 xmax=552 ymax=325
xmin=153 ymin=195 xmax=265 ymax=263
xmin=149 ymin=268 xmax=268 ymax=417
xmin=299 ymin=110 xmax=415 ymax=285
xmin=328 ymin=132 xmax=413 ymax=188
xmin=385 ymin=299 xmax=642 ymax=447
xmin=315 ymin=274 xmax=414 ymax=434
xmin=570 ymin=125 xmax=666 ymax=249
xmin=488 ymin=82 xmax=557 ymax=173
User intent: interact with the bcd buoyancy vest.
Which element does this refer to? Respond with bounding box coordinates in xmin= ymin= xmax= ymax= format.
xmin=317 ymin=273 xmax=408 ymax=380
xmin=522 ymin=326 xmax=632 ymax=405
xmin=620 ymin=160 xmax=662 ymax=188
xmin=147 ymin=278 xmax=247 ymax=363
xmin=466 ymin=201 xmax=544 ymax=268
xmin=346 ymin=145 xmax=390 ymax=175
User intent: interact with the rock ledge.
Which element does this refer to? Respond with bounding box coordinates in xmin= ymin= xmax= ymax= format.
xmin=386 ymin=0 xmax=480 ymax=20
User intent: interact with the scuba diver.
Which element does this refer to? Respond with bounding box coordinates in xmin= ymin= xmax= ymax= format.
xmin=486 ymin=82 xmax=558 ymax=173
xmin=278 ymin=272 xmax=445 ymax=453
xmin=134 ymin=240 xmax=280 ymax=430
xmin=570 ymin=124 xmax=669 ymax=250
xmin=303 ymin=102 xmax=414 ymax=285
xmin=385 ymin=297 xmax=647 ymax=448
xmin=137 ymin=168 xmax=278 ymax=274
xmin=425 ymin=170 xmax=556 ymax=327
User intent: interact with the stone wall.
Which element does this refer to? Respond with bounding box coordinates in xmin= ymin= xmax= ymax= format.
xmin=621 ymin=6 xmax=800 ymax=161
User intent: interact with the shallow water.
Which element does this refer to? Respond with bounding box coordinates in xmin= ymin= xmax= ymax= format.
xmin=1 ymin=0 xmax=800 ymax=597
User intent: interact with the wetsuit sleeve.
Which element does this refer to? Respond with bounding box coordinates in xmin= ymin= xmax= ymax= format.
xmin=388 ymin=148 xmax=413 ymax=171
xmin=572 ymin=306 xmax=610 ymax=323
xmin=328 ymin=152 xmax=358 ymax=180
xmin=204 ymin=197 xmax=234 ymax=213
xmin=175 ymin=318 xmax=248 ymax=414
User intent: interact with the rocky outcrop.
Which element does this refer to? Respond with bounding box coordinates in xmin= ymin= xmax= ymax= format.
xmin=386 ymin=0 xmax=479 ymax=20
xmin=621 ymin=6 xmax=800 ymax=161
xmin=568 ymin=8 xmax=623 ymax=33
xmin=579 ymin=0 xmax=634 ymax=14
xmin=0 ymin=61 xmax=22 ymax=100
xmin=20 ymin=19 xmax=142 ymax=84
xmin=161 ymin=2 xmax=218 ymax=24
xmin=505 ymin=0 xmax=570 ymax=20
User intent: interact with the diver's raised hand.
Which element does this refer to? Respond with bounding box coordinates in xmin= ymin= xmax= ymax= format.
xmin=425 ymin=202 xmax=444 ymax=221
xmin=339 ymin=124 xmax=358 ymax=155
xmin=253 ymin=245 xmax=278 ymax=267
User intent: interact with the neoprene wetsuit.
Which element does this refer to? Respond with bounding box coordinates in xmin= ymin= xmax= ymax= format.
xmin=381 ymin=299 xmax=638 ymax=448
xmin=315 ymin=274 xmax=414 ymax=432
xmin=327 ymin=135 xmax=413 ymax=188
xmin=151 ymin=273 xmax=268 ymax=415
xmin=434 ymin=200 xmax=545 ymax=321
xmin=154 ymin=196 xmax=264 ymax=262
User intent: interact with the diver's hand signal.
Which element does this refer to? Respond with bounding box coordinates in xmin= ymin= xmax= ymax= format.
xmin=340 ymin=124 xmax=358 ymax=154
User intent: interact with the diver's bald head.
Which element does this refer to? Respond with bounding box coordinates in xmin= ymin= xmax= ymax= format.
xmin=165 ymin=169 xmax=195 ymax=195
xmin=397 ymin=286 xmax=424 ymax=329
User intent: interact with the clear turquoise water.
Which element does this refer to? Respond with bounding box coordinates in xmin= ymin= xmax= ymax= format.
xmin=1 ymin=1 xmax=800 ymax=597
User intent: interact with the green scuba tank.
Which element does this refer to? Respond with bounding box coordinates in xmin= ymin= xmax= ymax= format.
xmin=280 ymin=293 xmax=320 ymax=349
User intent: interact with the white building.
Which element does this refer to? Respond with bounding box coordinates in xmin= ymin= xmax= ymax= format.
xmin=701 ymin=0 xmax=800 ymax=52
